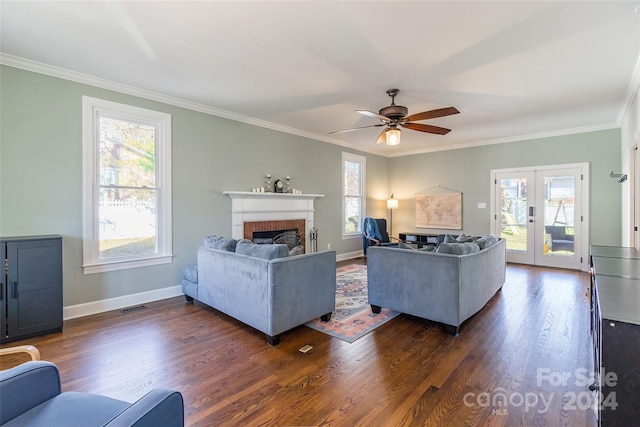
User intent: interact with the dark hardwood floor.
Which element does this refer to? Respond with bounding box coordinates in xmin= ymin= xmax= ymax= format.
xmin=1 ymin=260 xmax=596 ymax=426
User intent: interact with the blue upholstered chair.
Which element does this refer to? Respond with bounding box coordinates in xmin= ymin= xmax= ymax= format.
xmin=362 ymin=217 xmax=399 ymax=255
xmin=0 ymin=360 xmax=184 ymax=426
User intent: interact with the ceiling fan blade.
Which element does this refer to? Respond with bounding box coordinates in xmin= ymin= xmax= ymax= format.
xmin=356 ymin=109 xmax=391 ymax=122
xmin=402 ymin=122 xmax=452 ymax=135
xmin=329 ymin=123 xmax=384 ymax=134
xmin=403 ymin=107 xmax=460 ymax=122
xmin=376 ymin=128 xmax=387 ymax=144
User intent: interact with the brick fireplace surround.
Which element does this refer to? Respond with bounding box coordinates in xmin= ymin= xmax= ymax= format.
xmin=223 ymin=191 xmax=324 ymax=253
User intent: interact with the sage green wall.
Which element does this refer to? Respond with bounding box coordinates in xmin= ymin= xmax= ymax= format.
xmin=0 ymin=66 xmax=387 ymax=307
xmin=388 ymin=129 xmax=622 ymax=246
xmin=0 ymin=65 xmax=623 ymax=310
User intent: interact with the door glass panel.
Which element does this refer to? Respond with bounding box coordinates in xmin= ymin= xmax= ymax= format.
xmin=542 ymin=175 xmax=575 ymax=257
xmin=499 ymin=177 xmax=528 ymax=253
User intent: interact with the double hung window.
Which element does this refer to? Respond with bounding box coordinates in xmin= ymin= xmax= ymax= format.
xmin=342 ymin=152 xmax=366 ymax=237
xmin=82 ymin=97 xmax=172 ymax=273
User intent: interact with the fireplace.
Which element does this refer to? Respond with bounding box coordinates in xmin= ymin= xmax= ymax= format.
xmin=223 ymin=191 xmax=324 ymax=253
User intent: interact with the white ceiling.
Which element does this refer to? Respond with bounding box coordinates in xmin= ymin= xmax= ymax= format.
xmin=2 ymin=1 xmax=639 ymax=157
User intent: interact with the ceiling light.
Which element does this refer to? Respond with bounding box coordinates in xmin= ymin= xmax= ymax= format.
xmin=386 ymin=127 xmax=401 ymax=145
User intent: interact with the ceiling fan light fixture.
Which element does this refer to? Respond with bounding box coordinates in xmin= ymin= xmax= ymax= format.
xmin=386 ymin=127 xmax=401 ymax=145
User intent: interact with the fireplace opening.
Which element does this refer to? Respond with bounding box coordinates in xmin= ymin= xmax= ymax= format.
xmin=252 ymin=229 xmax=298 ymax=245
xmin=252 ymin=229 xmax=303 ymax=254
xmin=244 ymin=219 xmax=306 ymax=253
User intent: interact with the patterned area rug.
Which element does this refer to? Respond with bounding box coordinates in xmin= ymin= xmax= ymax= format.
xmin=305 ymin=264 xmax=400 ymax=343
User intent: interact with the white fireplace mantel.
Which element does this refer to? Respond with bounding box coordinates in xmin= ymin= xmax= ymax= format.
xmin=223 ymin=191 xmax=324 ymax=201
xmin=223 ymin=191 xmax=324 ymax=252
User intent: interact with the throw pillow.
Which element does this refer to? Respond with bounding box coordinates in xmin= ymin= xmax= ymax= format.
xmin=204 ymin=235 xmax=237 ymax=251
xmin=289 ymin=245 xmax=304 ymax=256
xmin=475 ymin=237 xmax=489 ymax=250
xmin=236 ymin=240 xmax=289 ymax=260
xmin=443 ymin=234 xmax=457 ymax=243
xmin=455 ymin=232 xmax=468 ymax=242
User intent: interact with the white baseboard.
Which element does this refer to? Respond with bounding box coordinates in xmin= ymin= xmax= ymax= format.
xmin=337 ymin=250 xmax=364 ymax=262
xmin=63 ymin=251 xmax=363 ymax=320
xmin=63 ymin=285 xmax=183 ymax=320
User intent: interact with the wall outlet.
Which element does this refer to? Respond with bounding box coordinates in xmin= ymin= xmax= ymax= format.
xmin=327 ymin=243 xmax=331 ymax=250
xmin=478 ymin=202 xmax=487 ymax=209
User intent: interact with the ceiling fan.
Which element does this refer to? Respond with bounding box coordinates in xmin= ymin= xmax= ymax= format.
xmin=329 ymin=89 xmax=459 ymax=145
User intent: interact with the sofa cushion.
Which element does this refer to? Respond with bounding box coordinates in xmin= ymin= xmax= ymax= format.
xmin=418 ymin=245 xmax=436 ymax=252
xmin=397 ymin=242 xmax=417 ymax=250
xmin=436 ymin=242 xmax=480 ymax=255
xmin=476 ymin=234 xmax=499 ymax=250
xmin=235 ymin=240 xmax=289 ymax=260
xmin=204 ymin=235 xmax=237 ymax=251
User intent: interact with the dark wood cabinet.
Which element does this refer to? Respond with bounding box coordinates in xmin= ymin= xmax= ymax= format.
xmin=398 ymin=232 xmax=440 ymax=248
xmin=1 ymin=235 xmax=63 ymax=343
xmin=590 ymin=245 xmax=640 ymax=426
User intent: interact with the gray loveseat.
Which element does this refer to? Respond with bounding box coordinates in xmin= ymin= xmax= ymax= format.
xmin=367 ymin=237 xmax=506 ymax=335
xmin=183 ymin=236 xmax=336 ymax=345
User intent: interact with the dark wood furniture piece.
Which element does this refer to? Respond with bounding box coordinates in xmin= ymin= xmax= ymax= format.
xmin=590 ymin=245 xmax=640 ymax=426
xmin=1 ymin=235 xmax=63 ymax=343
xmin=398 ymin=232 xmax=440 ymax=248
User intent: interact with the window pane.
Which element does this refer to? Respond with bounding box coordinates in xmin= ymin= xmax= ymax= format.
xmin=345 ymin=196 xmax=361 ymax=233
xmin=99 ymin=188 xmax=157 ymax=259
xmin=99 ymin=116 xmax=156 ymax=188
xmin=344 ymin=161 xmax=361 ymax=196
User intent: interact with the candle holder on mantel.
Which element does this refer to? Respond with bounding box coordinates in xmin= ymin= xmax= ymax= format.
xmin=265 ymin=174 xmax=272 ymax=192
xmin=286 ymin=176 xmax=291 ymax=193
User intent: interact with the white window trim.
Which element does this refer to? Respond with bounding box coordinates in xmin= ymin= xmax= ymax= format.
xmin=82 ymin=96 xmax=173 ymax=274
xmin=342 ymin=152 xmax=366 ymax=239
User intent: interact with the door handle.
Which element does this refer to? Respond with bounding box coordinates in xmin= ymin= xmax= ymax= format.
xmin=11 ymin=281 xmax=18 ymax=299
xmin=528 ymin=206 xmax=534 ymax=216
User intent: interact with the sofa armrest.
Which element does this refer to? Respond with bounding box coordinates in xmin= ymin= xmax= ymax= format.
xmin=267 ymin=250 xmax=337 ymax=335
xmin=105 ymin=388 xmax=184 ymax=427
xmin=0 ymin=361 xmax=62 ymax=425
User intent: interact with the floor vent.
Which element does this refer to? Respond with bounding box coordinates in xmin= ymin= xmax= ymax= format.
xmin=120 ymin=305 xmax=148 ymax=314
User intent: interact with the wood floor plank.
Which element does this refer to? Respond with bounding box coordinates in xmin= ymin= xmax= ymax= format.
xmin=0 ymin=261 xmax=597 ymax=426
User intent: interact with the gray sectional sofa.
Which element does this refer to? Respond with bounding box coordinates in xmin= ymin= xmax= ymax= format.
xmin=183 ymin=236 xmax=336 ymax=345
xmin=367 ymin=236 xmax=506 ymax=335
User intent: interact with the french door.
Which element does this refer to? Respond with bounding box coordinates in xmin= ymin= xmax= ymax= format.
xmin=492 ymin=164 xmax=588 ymax=271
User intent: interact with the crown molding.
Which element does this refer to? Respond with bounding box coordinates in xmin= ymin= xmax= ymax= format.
xmin=387 ymin=122 xmax=620 ymax=158
xmin=0 ymin=53 xmax=383 ymax=155
xmin=0 ymin=53 xmax=626 ymax=160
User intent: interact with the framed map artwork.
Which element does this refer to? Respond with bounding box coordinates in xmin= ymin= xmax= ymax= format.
xmin=415 ymin=190 xmax=462 ymax=229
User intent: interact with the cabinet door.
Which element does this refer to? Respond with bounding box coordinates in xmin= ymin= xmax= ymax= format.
xmin=601 ymin=319 xmax=640 ymax=424
xmin=6 ymin=238 xmax=62 ymax=340
xmin=1 ymin=242 xmax=6 ymax=341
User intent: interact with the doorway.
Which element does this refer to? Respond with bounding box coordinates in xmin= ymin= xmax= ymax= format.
xmin=491 ymin=164 xmax=589 ymax=271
